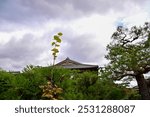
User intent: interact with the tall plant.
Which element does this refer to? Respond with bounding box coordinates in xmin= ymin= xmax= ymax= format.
xmin=39 ymin=32 xmax=63 ymax=100
xmin=51 ymin=32 xmax=63 ymax=65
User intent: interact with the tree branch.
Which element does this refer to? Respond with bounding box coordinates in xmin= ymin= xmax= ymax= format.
xmin=113 ymin=71 xmax=136 ymax=80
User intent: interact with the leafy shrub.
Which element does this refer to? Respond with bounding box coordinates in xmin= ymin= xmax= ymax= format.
xmin=0 ymin=71 xmax=14 ymax=99
xmin=0 ymin=66 xmax=140 ymax=100
xmin=40 ymin=81 xmax=63 ymax=100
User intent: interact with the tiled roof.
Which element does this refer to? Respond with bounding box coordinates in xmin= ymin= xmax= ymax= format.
xmin=55 ymin=57 xmax=98 ymax=69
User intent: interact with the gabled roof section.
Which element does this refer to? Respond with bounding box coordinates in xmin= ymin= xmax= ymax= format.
xmin=55 ymin=57 xmax=98 ymax=69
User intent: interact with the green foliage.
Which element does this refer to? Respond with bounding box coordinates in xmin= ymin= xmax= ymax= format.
xmin=22 ymin=65 xmax=35 ymax=73
xmin=0 ymin=66 xmax=48 ymax=100
xmin=74 ymin=72 xmax=137 ymax=100
xmin=105 ymin=22 xmax=150 ymax=99
xmin=0 ymin=71 xmax=13 ymax=99
xmin=40 ymin=81 xmax=63 ymax=100
xmin=51 ymin=70 xmax=139 ymax=100
xmin=106 ymin=22 xmax=150 ymax=80
xmin=0 ymin=66 xmax=139 ymax=100
xmin=51 ymin=32 xmax=63 ymax=65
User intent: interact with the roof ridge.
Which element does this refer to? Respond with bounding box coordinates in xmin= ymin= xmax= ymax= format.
xmin=56 ymin=57 xmax=98 ymax=66
xmin=55 ymin=57 xmax=98 ymax=69
xmin=56 ymin=57 xmax=82 ymax=66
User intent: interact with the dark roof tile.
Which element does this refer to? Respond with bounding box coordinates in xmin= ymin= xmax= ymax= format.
xmin=55 ymin=57 xmax=98 ymax=69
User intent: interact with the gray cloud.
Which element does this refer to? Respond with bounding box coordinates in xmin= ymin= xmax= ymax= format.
xmin=0 ymin=0 xmax=148 ymax=25
xmin=0 ymin=33 xmax=49 ymax=71
xmin=0 ymin=28 xmax=105 ymax=71
xmin=57 ymin=32 xmax=106 ymax=65
xmin=0 ymin=0 xmax=149 ymax=70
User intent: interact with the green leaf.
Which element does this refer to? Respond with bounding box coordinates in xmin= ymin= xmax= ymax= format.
xmin=52 ymin=53 xmax=56 ymax=56
xmin=51 ymin=48 xmax=59 ymax=53
xmin=54 ymin=35 xmax=61 ymax=43
xmin=58 ymin=32 xmax=63 ymax=36
xmin=51 ymin=42 xmax=55 ymax=46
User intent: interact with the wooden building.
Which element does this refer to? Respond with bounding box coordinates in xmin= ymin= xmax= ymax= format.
xmin=55 ymin=57 xmax=98 ymax=72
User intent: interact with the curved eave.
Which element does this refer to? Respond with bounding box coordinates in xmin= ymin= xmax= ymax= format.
xmin=61 ymin=65 xmax=98 ymax=69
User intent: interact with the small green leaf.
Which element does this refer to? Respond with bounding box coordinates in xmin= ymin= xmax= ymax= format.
xmin=58 ymin=32 xmax=63 ymax=36
xmin=51 ymin=48 xmax=59 ymax=53
xmin=52 ymin=52 xmax=56 ymax=56
xmin=54 ymin=35 xmax=61 ymax=43
xmin=51 ymin=42 xmax=55 ymax=46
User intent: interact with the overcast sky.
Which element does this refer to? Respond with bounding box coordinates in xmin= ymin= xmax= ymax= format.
xmin=0 ymin=0 xmax=150 ymax=71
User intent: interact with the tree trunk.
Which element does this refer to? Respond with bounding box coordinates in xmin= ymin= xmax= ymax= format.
xmin=135 ymin=74 xmax=150 ymax=100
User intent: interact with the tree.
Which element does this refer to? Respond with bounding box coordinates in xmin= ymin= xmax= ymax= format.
xmin=105 ymin=22 xmax=150 ymax=99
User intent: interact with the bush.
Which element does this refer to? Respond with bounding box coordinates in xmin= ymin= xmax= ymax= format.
xmin=0 ymin=71 xmax=14 ymax=99
xmin=0 ymin=66 xmax=48 ymax=99
xmin=0 ymin=66 xmax=140 ymax=100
